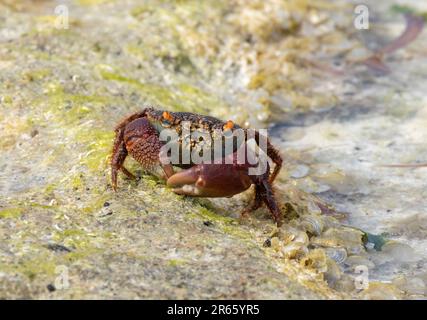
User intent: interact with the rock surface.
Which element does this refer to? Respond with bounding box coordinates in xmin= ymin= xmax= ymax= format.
xmin=0 ymin=0 xmax=347 ymax=299
xmin=1 ymin=0 xmax=426 ymax=299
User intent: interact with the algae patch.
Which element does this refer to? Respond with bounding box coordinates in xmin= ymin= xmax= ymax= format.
xmin=0 ymin=208 xmax=24 ymax=219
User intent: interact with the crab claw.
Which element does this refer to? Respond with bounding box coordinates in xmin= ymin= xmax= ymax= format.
xmin=167 ymin=163 xmax=253 ymax=197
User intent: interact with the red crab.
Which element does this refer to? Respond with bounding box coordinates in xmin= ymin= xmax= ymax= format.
xmin=111 ymin=107 xmax=283 ymax=224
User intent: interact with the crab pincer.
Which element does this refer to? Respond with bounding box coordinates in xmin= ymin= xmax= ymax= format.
xmin=166 ymin=144 xmax=283 ymax=225
xmin=166 ymin=158 xmax=253 ymax=198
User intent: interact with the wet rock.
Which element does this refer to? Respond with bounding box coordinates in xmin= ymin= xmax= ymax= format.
xmin=1 ymin=0 xmax=425 ymax=300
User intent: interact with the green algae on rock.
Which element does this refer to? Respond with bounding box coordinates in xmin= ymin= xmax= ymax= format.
xmin=1 ymin=0 xmax=426 ymax=300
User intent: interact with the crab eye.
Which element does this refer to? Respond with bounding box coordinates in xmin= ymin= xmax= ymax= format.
xmin=162 ymin=111 xmax=174 ymax=122
xmin=223 ymin=120 xmax=234 ymax=131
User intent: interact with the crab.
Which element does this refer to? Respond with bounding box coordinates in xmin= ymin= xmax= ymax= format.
xmin=111 ymin=107 xmax=284 ymax=224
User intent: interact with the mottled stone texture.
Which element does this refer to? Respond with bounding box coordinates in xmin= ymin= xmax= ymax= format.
xmin=0 ymin=0 xmax=346 ymax=299
xmin=1 ymin=0 xmax=426 ymax=299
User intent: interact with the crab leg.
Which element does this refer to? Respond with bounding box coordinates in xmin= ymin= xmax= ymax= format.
xmin=266 ymin=138 xmax=283 ymax=184
xmin=241 ymin=184 xmax=263 ymax=217
xmin=111 ymin=109 xmax=154 ymax=190
xmin=252 ymin=130 xmax=283 ymax=184
xmin=241 ymin=172 xmax=282 ymax=224
xmin=113 ymin=108 xmax=152 ymax=133
xmin=259 ymin=180 xmax=282 ymax=225
xmin=111 ymin=113 xmax=174 ymax=190
xmin=111 ymin=132 xmax=135 ymax=191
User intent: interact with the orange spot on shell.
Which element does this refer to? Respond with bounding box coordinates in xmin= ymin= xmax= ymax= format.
xmin=196 ymin=177 xmax=206 ymax=188
xmin=162 ymin=111 xmax=174 ymax=122
xmin=223 ymin=120 xmax=234 ymax=130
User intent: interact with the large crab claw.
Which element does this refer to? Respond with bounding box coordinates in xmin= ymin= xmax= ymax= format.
xmin=167 ymin=147 xmax=282 ymax=225
xmin=167 ymin=162 xmax=253 ymax=198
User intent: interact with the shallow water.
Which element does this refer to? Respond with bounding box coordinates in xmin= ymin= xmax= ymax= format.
xmin=273 ymin=0 xmax=427 ymax=296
